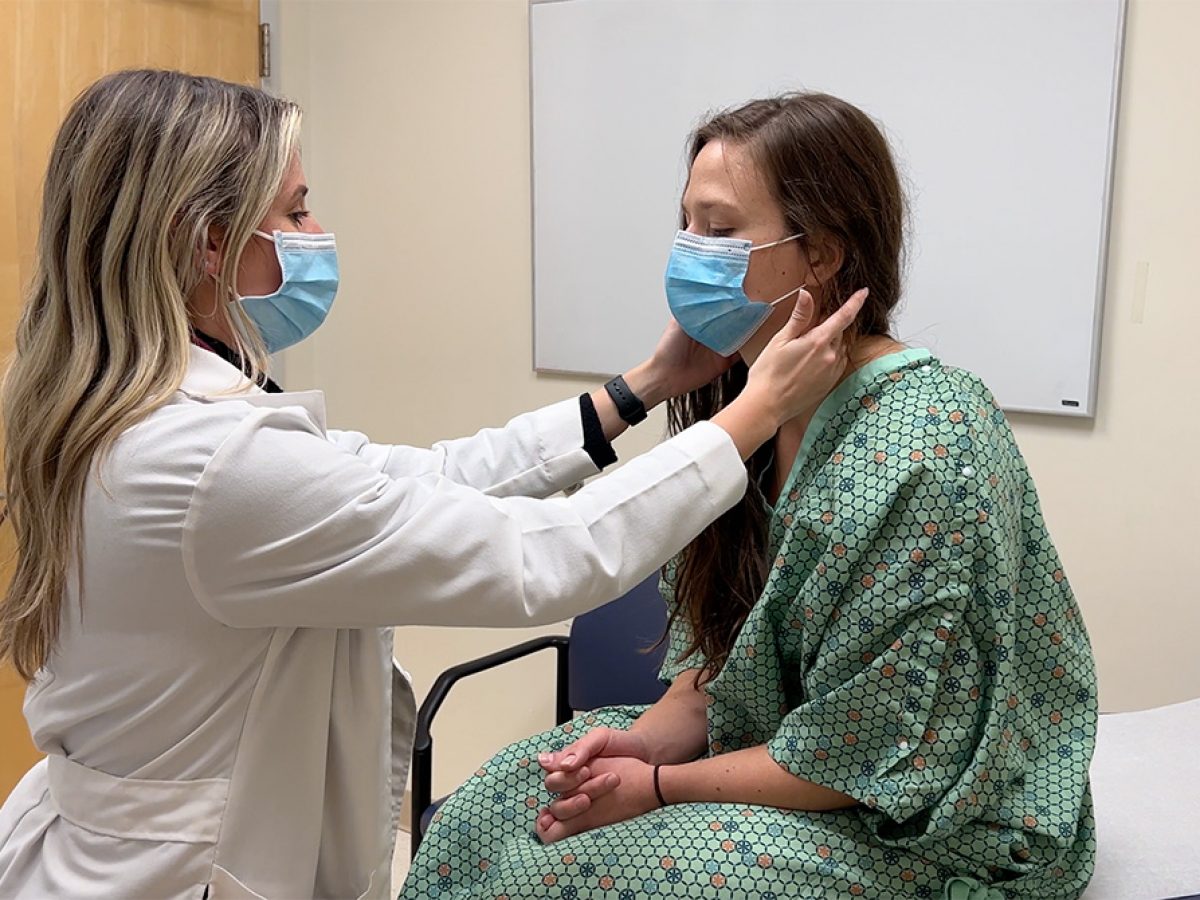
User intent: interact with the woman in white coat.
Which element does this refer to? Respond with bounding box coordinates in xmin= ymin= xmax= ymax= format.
xmin=0 ymin=71 xmax=864 ymax=899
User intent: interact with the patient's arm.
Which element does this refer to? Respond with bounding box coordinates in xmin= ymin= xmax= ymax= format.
xmin=536 ymin=668 xmax=853 ymax=843
xmin=658 ymin=744 xmax=856 ymax=811
xmin=536 ymin=667 xmax=707 ymax=822
xmin=538 ymin=668 xmax=707 ymax=788
xmin=628 ymin=667 xmax=709 ymax=764
xmin=535 ymin=741 xmax=855 ymax=843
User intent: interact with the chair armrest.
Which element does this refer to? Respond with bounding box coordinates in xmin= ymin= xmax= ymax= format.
xmin=411 ymin=634 xmax=570 ymax=854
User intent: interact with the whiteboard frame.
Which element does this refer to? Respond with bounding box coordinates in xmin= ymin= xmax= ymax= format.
xmin=1068 ymin=0 xmax=1127 ymax=420
xmin=528 ymin=0 xmax=1128 ymax=416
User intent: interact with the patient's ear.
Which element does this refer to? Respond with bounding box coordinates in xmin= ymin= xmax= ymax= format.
xmin=803 ymin=234 xmax=845 ymax=286
xmin=199 ymin=223 xmax=227 ymax=276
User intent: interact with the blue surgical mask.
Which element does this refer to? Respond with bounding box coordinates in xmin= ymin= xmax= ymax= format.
xmin=665 ymin=230 xmax=804 ymax=356
xmin=236 ymin=229 xmax=339 ymax=353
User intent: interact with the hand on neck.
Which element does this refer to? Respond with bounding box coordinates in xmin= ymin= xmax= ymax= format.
xmin=745 ymin=328 xmax=906 ymax=436
xmin=765 ymin=331 xmax=905 ymax=504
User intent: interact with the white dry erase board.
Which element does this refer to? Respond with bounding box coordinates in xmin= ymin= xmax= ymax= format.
xmin=530 ymin=0 xmax=1126 ymax=416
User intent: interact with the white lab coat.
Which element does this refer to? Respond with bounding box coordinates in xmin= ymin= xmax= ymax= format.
xmin=0 ymin=345 xmax=746 ymax=899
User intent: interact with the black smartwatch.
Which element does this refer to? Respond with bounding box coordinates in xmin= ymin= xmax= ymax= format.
xmin=604 ymin=374 xmax=648 ymax=426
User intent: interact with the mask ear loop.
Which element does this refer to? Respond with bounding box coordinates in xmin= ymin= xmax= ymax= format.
xmin=767 ymin=282 xmax=807 ymax=307
xmin=750 ymin=233 xmax=807 ymax=306
xmin=199 ymin=231 xmax=277 ymax=316
xmin=197 ymin=229 xmax=265 ymax=317
xmin=749 ymin=232 xmax=805 ymax=252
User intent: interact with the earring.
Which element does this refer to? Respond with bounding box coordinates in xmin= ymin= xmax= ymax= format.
xmin=198 ymin=290 xmax=220 ymax=319
xmin=198 ymin=265 xmax=221 ymax=318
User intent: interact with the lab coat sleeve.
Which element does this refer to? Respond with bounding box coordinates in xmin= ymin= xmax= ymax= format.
xmin=325 ymin=398 xmax=599 ymax=499
xmin=181 ymin=406 xmax=747 ymax=629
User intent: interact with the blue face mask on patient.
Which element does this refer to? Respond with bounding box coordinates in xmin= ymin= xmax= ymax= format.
xmin=236 ymin=229 xmax=339 ymax=354
xmin=664 ymin=230 xmax=804 ymax=357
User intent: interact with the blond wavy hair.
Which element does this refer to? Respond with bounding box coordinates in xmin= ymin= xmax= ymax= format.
xmin=1 ymin=70 xmax=302 ymax=679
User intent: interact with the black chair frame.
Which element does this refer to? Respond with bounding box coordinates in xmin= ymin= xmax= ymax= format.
xmin=410 ymin=636 xmax=572 ymax=857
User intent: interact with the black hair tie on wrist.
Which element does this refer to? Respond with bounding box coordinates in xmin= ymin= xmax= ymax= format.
xmin=652 ymin=764 xmax=668 ymax=808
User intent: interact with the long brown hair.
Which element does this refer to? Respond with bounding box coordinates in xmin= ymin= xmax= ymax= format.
xmin=665 ymin=93 xmax=907 ymax=683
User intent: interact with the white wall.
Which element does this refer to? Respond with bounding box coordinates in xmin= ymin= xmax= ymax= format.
xmin=277 ymin=0 xmax=1200 ymax=798
xmin=1004 ymin=0 xmax=1200 ymax=714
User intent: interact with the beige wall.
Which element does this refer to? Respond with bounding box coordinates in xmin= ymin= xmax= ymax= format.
xmin=278 ymin=0 xmax=1200 ymax=798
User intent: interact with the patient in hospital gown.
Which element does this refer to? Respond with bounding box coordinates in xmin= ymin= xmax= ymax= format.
xmin=401 ymin=350 xmax=1097 ymax=899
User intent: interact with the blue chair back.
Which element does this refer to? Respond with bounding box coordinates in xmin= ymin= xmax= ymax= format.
xmin=567 ymin=574 xmax=669 ymax=711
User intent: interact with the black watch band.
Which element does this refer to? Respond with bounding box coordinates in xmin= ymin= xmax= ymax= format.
xmin=604 ymin=375 xmax=648 ymax=426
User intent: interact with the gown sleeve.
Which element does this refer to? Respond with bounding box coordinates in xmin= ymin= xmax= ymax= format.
xmin=767 ymin=461 xmax=980 ymax=825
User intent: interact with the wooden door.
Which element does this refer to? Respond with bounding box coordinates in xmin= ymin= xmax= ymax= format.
xmin=0 ymin=0 xmax=260 ymax=801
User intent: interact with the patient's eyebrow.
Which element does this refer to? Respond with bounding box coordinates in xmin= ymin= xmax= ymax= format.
xmin=681 ymin=198 xmax=741 ymax=218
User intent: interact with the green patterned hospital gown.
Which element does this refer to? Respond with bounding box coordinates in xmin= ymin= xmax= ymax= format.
xmin=401 ymin=350 xmax=1097 ymax=900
